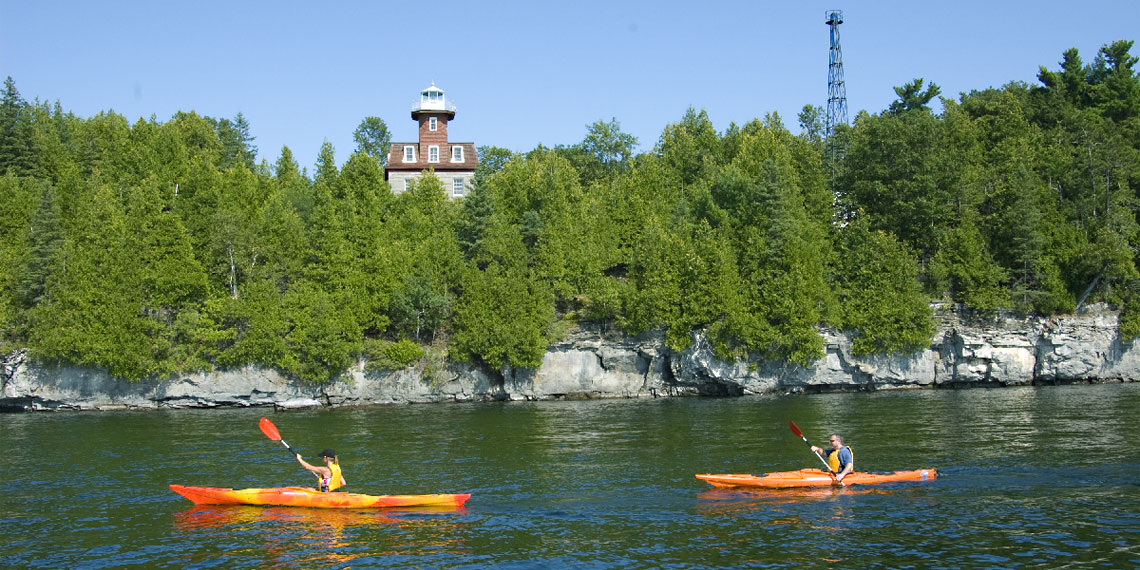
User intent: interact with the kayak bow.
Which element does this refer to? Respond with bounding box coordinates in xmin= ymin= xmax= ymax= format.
xmin=170 ymin=484 xmax=471 ymax=508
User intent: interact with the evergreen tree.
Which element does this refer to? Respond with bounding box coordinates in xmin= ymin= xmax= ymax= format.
xmin=452 ymin=260 xmax=555 ymax=370
xmin=888 ymin=78 xmax=942 ymax=116
xmin=27 ymin=182 xmax=161 ymax=378
xmin=656 ymin=107 xmax=721 ymax=185
xmin=215 ymin=112 xmax=257 ymax=170
xmin=274 ymin=146 xmax=313 ymax=223
xmin=834 ymin=218 xmax=935 ymax=355
xmin=13 ymin=182 xmax=61 ymax=310
xmin=0 ymin=77 xmax=37 ymax=176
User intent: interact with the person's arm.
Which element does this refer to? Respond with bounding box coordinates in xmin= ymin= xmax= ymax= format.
xmin=296 ymin=454 xmax=332 ymax=479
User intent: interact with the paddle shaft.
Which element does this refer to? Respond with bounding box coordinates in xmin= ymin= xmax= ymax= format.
xmin=276 ymin=439 xmax=297 ymax=457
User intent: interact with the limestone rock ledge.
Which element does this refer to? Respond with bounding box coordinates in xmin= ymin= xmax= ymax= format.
xmin=2 ymin=305 xmax=1135 ymax=411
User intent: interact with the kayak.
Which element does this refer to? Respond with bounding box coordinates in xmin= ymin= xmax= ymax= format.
xmin=696 ymin=468 xmax=936 ymax=488
xmin=169 ymin=484 xmax=471 ymax=508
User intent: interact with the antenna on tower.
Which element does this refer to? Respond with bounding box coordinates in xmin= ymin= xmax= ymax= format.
xmin=825 ymin=10 xmax=848 ymax=139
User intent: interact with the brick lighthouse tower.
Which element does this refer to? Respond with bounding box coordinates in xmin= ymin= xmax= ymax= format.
xmin=385 ymin=83 xmax=478 ymax=198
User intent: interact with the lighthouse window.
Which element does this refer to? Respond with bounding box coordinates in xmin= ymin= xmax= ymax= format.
xmin=429 ymin=117 xmax=437 ymax=131
xmin=403 ymin=145 xmax=415 ymax=163
xmin=452 ymin=146 xmax=464 ymax=162
xmin=428 ymin=145 xmax=439 ymax=163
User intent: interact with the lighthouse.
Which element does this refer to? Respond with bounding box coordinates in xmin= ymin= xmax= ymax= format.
xmin=385 ymin=83 xmax=478 ymax=198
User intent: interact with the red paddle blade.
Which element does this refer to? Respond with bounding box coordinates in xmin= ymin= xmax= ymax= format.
xmin=789 ymin=421 xmax=804 ymax=439
xmin=259 ymin=417 xmax=282 ymax=441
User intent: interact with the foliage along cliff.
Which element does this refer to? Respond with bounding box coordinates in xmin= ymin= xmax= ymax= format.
xmin=0 ymin=40 xmax=1138 ymax=386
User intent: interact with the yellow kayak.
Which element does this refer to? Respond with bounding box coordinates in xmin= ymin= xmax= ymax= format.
xmin=169 ymin=484 xmax=471 ymax=508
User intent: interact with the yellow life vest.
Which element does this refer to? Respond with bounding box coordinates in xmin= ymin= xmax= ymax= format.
xmin=327 ymin=462 xmax=343 ymax=491
xmin=825 ymin=446 xmax=853 ymax=473
xmin=317 ymin=461 xmax=344 ymax=492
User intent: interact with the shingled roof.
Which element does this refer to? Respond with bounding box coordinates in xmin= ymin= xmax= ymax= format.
xmin=384 ymin=142 xmax=478 ymax=179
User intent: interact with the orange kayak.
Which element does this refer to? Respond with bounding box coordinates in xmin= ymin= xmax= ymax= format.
xmin=169 ymin=484 xmax=471 ymax=508
xmin=696 ymin=468 xmax=936 ymax=488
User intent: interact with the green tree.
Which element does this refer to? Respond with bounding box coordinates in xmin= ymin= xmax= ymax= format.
xmin=27 ymin=183 xmax=161 ymax=378
xmin=473 ymin=145 xmax=514 ymax=188
xmin=353 ymin=116 xmax=391 ymax=165
xmin=1037 ymin=48 xmax=1090 ymax=109
xmin=0 ymin=174 xmax=44 ymax=344
xmin=1088 ymin=40 xmax=1140 ymax=123
xmin=213 ymin=278 xmax=290 ymax=371
xmin=620 ymin=213 xmax=683 ymax=337
xmin=282 ymin=280 xmax=362 ymax=383
xmin=274 ymin=146 xmax=313 ymax=222
xmin=927 ymin=222 xmax=1009 ymax=311
xmin=560 ymin=118 xmax=638 ymax=184
xmin=389 ymin=272 xmax=450 ymax=343
xmin=215 ymin=112 xmax=257 ymax=170
xmin=13 ymin=182 xmax=62 ymax=311
xmin=338 ymin=151 xmax=394 ymax=335
xmin=797 ymin=105 xmax=825 ymax=144
xmin=384 ymin=174 xmax=462 ymax=343
xmin=713 ymin=120 xmax=837 ymax=365
xmin=0 ymin=77 xmax=38 ymax=176
xmin=834 ymin=219 xmax=935 ymax=355
xmin=838 ymin=109 xmax=965 ymax=259
xmin=656 ymin=107 xmax=721 ymax=185
xmin=888 ymin=78 xmax=942 ymax=116
xmin=452 ymin=260 xmax=554 ymax=369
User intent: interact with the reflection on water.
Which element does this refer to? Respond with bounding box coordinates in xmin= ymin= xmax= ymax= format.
xmin=172 ymin=504 xmax=468 ymax=530
xmin=171 ymin=505 xmax=470 ymax=568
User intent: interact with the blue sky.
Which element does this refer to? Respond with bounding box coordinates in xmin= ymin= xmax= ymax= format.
xmin=1 ymin=1 xmax=1136 ymax=171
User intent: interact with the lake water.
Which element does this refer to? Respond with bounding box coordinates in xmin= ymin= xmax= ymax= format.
xmin=2 ymin=383 xmax=1138 ymax=569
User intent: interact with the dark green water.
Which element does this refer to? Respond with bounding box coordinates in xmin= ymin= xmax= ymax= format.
xmin=2 ymin=383 xmax=1138 ymax=569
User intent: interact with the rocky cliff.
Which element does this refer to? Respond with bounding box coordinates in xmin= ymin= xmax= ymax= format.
xmin=2 ymin=305 xmax=1135 ymax=411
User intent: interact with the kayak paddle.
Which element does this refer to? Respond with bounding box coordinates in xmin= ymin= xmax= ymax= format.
xmin=259 ymin=417 xmax=298 ymax=458
xmin=789 ymin=421 xmax=844 ymax=486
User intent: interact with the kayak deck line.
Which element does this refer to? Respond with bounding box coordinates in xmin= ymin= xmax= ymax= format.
xmin=696 ymin=468 xmax=937 ymax=488
xmin=170 ymin=484 xmax=471 ymax=508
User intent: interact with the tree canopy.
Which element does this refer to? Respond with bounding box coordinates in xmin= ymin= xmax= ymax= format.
xmin=1 ymin=40 xmax=1138 ymax=382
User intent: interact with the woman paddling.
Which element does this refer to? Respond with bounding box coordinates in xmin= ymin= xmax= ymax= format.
xmin=296 ymin=449 xmax=347 ymax=492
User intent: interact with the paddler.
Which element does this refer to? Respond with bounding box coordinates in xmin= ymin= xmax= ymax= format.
xmin=296 ymin=449 xmax=347 ymax=492
xmin=811 ymin=433 xmax=853 ymax=484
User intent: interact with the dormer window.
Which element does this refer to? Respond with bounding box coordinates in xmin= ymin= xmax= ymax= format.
xmin=429 ymin=117 xmax=437 ymax=131
xmin=451 ymin=146 xmax=464 ymax=162
xmin=428 ymin=145 xmax=439 ymax=163
xmin=403 ymin=145 xmax=415 ymax=163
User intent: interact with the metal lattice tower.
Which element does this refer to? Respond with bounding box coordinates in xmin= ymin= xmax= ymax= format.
xmin=825 ymin=10 xmax=848 ymax=138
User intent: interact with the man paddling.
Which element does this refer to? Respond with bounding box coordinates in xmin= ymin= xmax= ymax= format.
xmin=810 ymin=433 xmax=854 ymax=484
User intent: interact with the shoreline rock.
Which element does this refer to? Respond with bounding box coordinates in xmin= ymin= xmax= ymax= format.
xmin=2 ymin=304 xmax=1136 ymax=412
